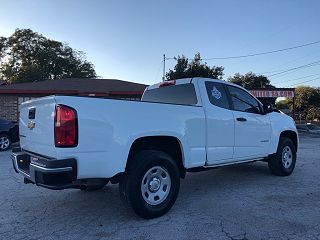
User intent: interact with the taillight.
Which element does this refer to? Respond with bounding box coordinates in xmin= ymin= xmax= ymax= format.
xmin=54 ymin=105 xmax=78 ymax=147
xmin=159 ymin=80 xmax=176 ymax=87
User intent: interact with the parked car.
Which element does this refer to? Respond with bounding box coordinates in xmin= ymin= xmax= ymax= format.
xmin=296 ymin=123 xmax=320 ymax=134
xmin=12 ymin=78 xmax=298 ymax=219
xmin=0 ymin=118 xmax=19 ymax=151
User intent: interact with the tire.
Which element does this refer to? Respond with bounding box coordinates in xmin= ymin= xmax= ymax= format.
xmin=268 ymin=137 xmax=296 ymax=176
xmin=119 ymin=150 xmax=180 ymax=219
xmin=0 ymin=133 xmax=11 ymax=151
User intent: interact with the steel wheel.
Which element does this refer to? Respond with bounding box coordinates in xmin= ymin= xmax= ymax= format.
xmin=282 ymin=146 xmax=293 ymax=169
xmin=268 ymin=137 xmax=297 ymax=176
xmin=119 ymin=150 xmax=180 ymax=219
xmin=141 ymin=166 xmax=171 ymax=206
xmin=0 ymin=135 xmax=10 ymax=151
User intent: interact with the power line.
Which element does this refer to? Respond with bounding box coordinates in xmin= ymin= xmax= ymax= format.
xmin=166 ymin=40 xmax=320 ymax=61
xmin=258 ymin=69 xmax=290 ymax=75
xmin=272 ymin=73 xmax=320 ymax=85
xmin=285 ymin=76 xmax=320 ymax=87
xmin=267 ymin=60 xmax=320 ymax=78
xmin=268 ymin=64 xmax=320 ymax=80
xmin=258 ymin=52 xmax=319 ymax=75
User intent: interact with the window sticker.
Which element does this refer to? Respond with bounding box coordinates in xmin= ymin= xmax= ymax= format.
xmin=211 ymin=86 xmax=222 ymax=100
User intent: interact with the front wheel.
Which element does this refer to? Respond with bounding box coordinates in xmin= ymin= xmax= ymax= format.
xmin=268 ymin=137 xmax=296 ymax=176
xmin=119 ymin=150 xmax=180 ymax=219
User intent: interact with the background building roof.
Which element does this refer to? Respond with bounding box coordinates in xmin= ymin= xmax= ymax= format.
xmin=0 ymin=78 xmax=148 ymax=95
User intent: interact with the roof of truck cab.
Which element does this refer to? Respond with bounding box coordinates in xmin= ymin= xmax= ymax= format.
xmin=147 ymin=77 xmax=271 ymax=93
xmin=146 ymin=78 xmax=234 ymax=90
xmin=146 ymin=78 xmax=192 ymax=90
xmin=145 ymin=77 xmax=266 ymax=105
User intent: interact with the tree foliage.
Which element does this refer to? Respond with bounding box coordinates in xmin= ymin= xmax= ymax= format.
xmin=276 ymin=86 xmax=320 ymax=121
xmin=228 ymin=72 xmax=274 ymax=89
xmin=294 ymin=86 xmax=320 ymax=110
xmin=0 ymin=29 xmax=96 ymax=83
xmin=305 ymin=107 xmax=320 ymax=121
xmin=228 ymin=72 xmax=276 ymax=105
xmin=294 ymin=86 xmax=320 ymax=120
xmin=166 ymin=53 xmax=224 ymax=80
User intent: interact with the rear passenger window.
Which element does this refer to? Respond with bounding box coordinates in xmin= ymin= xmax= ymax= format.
xmin=142 ymin=83 xmax=197 ymax=105
xmin=205 ymin=82 xmax=230 ymax=109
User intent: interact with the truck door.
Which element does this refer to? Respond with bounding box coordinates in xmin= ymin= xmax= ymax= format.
xmin=226 ymin=85 xmax=271 ymax=159
xmin=197 ymin=80 xmax=235 ymax=164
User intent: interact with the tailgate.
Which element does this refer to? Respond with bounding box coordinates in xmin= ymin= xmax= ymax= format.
xmin=19 ymin=96 xmax=57 ymax=158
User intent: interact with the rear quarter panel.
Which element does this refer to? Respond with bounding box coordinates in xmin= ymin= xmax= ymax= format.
xmin=55 ymin=96 xmax=206 ymax=179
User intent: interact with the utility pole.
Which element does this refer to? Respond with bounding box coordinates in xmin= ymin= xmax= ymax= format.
xmin=162 ymin=54 xmax=166 ymax=81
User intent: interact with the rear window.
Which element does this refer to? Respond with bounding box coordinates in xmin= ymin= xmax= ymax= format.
xmin=142 ymin=83 xmax=197 ymax=105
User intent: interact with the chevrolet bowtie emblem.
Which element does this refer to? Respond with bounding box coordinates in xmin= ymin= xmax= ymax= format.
xmin=27 ymin=121 xmax=35 ymax=130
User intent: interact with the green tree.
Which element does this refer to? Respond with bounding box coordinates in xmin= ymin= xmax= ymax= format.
xmin=0 ymin=37 xmax=6 ymax=58
xmin=166 ymin=53 xmax=224 ymax=80
xmin=0 ymin=29 xmax=96 ymax=83
xmin=295 ymin=86 xmax=320 ymax=110
xmin=305 ymin=107 xmax=320 ymax=121
xmin=228 ymin=72 xmax=274 ymax=89
xmin=228 ymin=72 xmax=276 ymax=105
xmin=294 ymin=86 xmax=320 ymax=121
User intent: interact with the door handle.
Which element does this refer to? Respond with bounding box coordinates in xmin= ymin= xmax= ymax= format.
xmin=236 ymin=117 xmax=247 ymax=122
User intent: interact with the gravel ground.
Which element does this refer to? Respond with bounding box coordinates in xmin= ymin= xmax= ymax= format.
xmin=0 ymin=136 xmax=320 ymax=240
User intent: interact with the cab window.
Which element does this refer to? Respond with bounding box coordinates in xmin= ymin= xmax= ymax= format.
xmin=205 ymin=82 xmax=230 ymax=109
xmin=227 ymin=86 xmax=262 ymax=114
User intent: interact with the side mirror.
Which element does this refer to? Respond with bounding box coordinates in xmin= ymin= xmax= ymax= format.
xmin=263 ymin=103 xmax=274 ymax=114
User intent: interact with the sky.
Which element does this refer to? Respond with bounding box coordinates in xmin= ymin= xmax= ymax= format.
xmin=0 ymin=0 xmax=320 ymax=88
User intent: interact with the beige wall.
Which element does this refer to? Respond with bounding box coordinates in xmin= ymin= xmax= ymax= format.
xmin=0 ymin=95 xmax=18 ymax=121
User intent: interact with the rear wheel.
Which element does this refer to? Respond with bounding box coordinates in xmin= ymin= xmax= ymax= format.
xmin=119 ymin=150 xmax=180 ymax=219
xmin=268 ymin=137 xmax=296 ymax=176
xmin=0 ymin=134 xmax=11 ymax=151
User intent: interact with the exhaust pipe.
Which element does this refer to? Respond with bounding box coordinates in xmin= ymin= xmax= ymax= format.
xmin=24 ymin=178 xmax=33 ymax=184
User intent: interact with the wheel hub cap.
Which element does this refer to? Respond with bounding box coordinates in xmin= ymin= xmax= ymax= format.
xmin=148 ymin=177 xmax=161 ymax=192
xmin=141 ymin=166 xmax=171 ymax=206
xmin=282 ymin=146 xmax=293 ymax=169
xmin=0 ymin=137 xmax=9 ymax=150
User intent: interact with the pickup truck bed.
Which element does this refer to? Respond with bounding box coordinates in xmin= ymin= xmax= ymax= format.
xmin=17 ymin=95 xmax=206 ymax=178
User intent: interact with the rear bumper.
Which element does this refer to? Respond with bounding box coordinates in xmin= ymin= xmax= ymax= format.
xmin=11 ymin=149 xmax=77 ymax=190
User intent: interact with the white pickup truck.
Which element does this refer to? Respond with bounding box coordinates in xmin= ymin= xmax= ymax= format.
xmin=12 ymin=78 xmax=298 ymax=219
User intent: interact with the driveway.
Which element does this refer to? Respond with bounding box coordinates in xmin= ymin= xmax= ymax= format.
xmin=0 ymin=136 xmax=320 ymax=240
